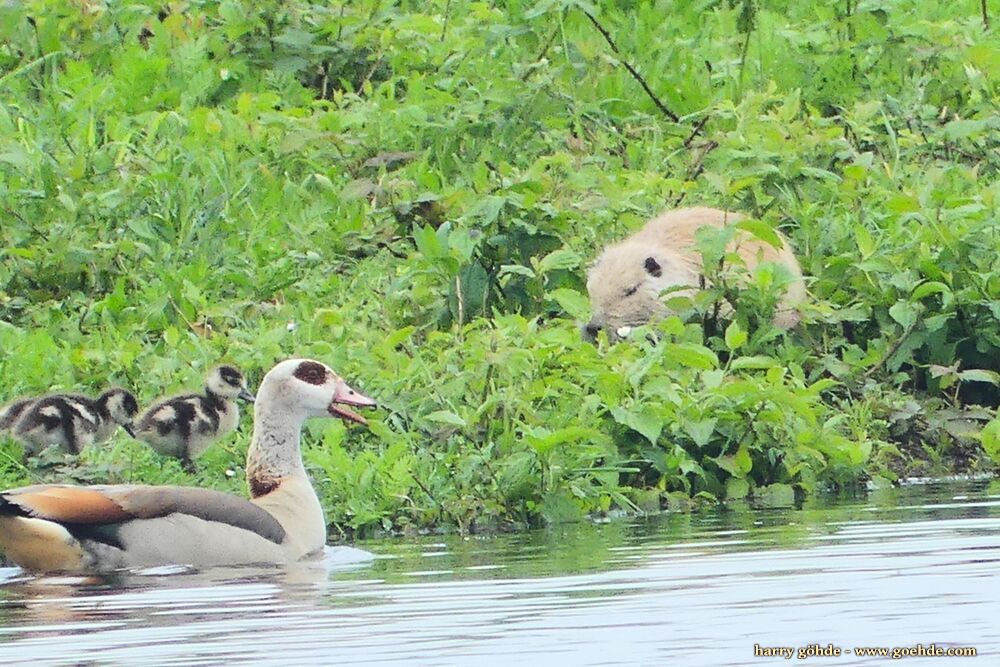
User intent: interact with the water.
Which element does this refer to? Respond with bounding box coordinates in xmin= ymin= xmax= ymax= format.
xmin=0 ymin=480 xmax=997 ymax=666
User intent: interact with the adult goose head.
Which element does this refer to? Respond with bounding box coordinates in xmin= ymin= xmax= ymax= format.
xmin=0 ymin=359 xmax=376 ymax=573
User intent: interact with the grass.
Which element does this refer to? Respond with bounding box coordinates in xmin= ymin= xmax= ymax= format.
xmin=0 ymin=0 xmax=997 ymax=537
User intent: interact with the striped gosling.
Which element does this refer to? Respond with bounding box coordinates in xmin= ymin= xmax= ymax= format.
xmin=134 ymin=365 xmax=255 ymax=470
xmin=2 ymin=389 xmax=139 ymax=456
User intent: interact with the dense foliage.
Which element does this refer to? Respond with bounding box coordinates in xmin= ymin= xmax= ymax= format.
xmin=0 ymin=0 xmax=997 ymax=536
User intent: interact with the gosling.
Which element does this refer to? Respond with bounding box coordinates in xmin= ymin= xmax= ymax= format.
xmin=0 ymin=398 xmax=34 ymax=433
xmin=3 ymin=388 xmax=139 ymax=456
xmin=134 ymin=365 xmax=255 ymax=471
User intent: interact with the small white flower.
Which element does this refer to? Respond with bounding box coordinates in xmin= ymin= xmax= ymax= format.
xmin=286 ymin=321 xmax=298 ymax=332
xmin=616 ymin=326 xmax=632 ymax=339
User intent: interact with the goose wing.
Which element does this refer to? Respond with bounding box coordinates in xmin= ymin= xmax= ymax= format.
xmin=0 ymin=484 xmax=287 ymax=544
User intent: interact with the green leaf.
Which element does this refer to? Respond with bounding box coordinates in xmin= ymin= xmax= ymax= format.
xmin=959 ymin=370 xmax=1000 ymax=386
xmin=855 ymin=224 xmax=875 ymax=257
xmin=547 ymin=288 xmax=590 ymax=321
xmin=942 ymin=118 xmax=993 ymax=140
xmin=611 ymin=406 xmax=663 ymax=445
xmin=525 ymin=426 xmax=606 ymax=455
xmin=724 ymin=321 xmax=747 ymax=351
xmin=499 ymin=264 xmax=536 ymax=279
xmin=886 ymin=194 xmax=920 ymax=213
xmin=730 ymin=355 xmax=779 ymax=370
xmin=980 ymin=419 xmax=1000 ymax=462
xmin=683 ymin=418 xmax=717 ymax=447
xmin=755 ymin=483 xmax=796 ymax=508
xmin=911 ymin=281 xmax=951 ymax=300
xmin=665 ymin=343 xmax=719 ymax=369
xmin=725 ymin=478 xmax=750 ymax=500
xmin=734 ymin=445 xmax=752 ymax=474
xmin=425 ymin=411 xmax=467 ymax=427
xmin=702 ymin=369 xmax=725 ymax=389
xmin=537 ymin=248 xmax=582 ymax=274
xmin=735 ymin=220 xmax=782 ymax=249
xmin=540 ymin=489 xmax=583 ymax=524
xmin=888 ymin=300 xmax=918 ymax=329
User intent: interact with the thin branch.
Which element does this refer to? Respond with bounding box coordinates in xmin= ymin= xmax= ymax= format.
xmin=982 ymin=0 xmax=990 ymax=30
xmin=520 ymin=26 xmax=560 ymax=82
xmin=583 ymin=11 xmax=680 ymax=123
xmin=0 ymin=50 xmax=62 ymax=91
xmin=672 ymin=140 xmax=719 ymax=206
xmin=441 ymin=0 xmax=452 ymax=41
xmin=863 ymin=322 xmax=917 ymax=381
xmin=682 ymin=115 xmax=710 ymax=148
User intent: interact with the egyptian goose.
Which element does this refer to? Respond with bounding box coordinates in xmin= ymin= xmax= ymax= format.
xmin=2 ymin=389 xmax=139 ymax=456
xmin=0 ymin=359 xmax=376 ymax=572
xmin=133 ymin=365 xmax=255 ymax=470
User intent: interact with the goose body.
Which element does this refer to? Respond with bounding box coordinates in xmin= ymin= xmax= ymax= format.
xmin=133 ymin=365 xmax=255 ymax=469
xmin=2 ymin=389 xmax=138 ymax=456
xmin=0 ymin=359 xmax=376 ymax=573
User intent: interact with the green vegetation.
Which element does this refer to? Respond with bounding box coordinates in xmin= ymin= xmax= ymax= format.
xmin=0 ymin=0 xmax=997 ymax=537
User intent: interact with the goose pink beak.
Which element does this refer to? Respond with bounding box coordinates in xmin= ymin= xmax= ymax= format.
xmin=328 ymin=380 xmax=377 ymax=425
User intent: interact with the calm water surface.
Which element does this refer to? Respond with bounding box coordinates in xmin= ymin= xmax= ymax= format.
xmin=0 ymin=480 xmax=997 ymax=666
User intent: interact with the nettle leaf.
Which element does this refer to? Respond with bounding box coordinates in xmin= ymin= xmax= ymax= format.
xmin=683 ymin=418 xmax=717 ymax=447
xmin=468 ymin=195 xmax=506 ymax=224
xmin=730 ymin=355 xmax=779 ymax=370
xmin=715 ymin=446 xmax=752 ymax=478
xmin=724 ymin=321 xmax=747 ymax=351
xmin=888 ymin=300 xmax=919 ymax=329
xmin=499 ymin=264 xmax=536 ymax=279
xmin=525 ymin=426 xmax=607 ymax=455
xmin=547 ymin=288 xmax=590 ymax=321
xmin=611 ymin=406 xmax=663 ymax=445
xmin=754 ymin=483 xmax=796 ymax=508
xmin=665 ymin=343 xmax=719 ymax=370
xmin=855 ymin=224 xmax=876 ymax=257
xmin=735 ymin=445 xmax=752 ymax=474
xmin=726 ymin=478 xmax=750 ymax=500
xmin=702 ymin=369 xmax=725 ymax=389
xmin=424 ymin=410 xmax=467 ymax=427
xmin=413 ymin=224 xmax=445 ymax=258
xmin=537 ymin=248 xmax=581 ymax=274
xmin=979 ymin=419 xmax=1000 ymax=462
xmin=715 ymin=455 xmax=743 ymax=478
xmin=911 ymin=281 xmax=951 ymax=300
xmin=735 ymin=220 xmax=782 ymax=249
xmin=941 ymin=118 xmax=995 ymax=140
xmin=959 ymin=369 xmax=1000 ymax=386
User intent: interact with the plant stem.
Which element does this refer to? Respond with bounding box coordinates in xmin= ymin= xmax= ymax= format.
xmin=583 ymin=11 xmax=680 ymax=123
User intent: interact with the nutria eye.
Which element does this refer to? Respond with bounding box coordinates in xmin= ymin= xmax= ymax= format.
xmin=623 ymin=285 xmax=639 ymax=297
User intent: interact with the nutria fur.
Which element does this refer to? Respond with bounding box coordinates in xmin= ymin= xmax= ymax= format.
xmin=584 ymin=207 xmax=805 ymax=341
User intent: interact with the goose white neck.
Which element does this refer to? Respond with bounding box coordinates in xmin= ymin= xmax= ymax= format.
xmin=245 ymin=391 xmax=310 ymax=498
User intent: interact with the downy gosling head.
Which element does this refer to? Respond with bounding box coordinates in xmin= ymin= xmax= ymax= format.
xmin=133 ymin=364 xmax=256 ymax=470
xmin=6 ymin=387 xmax=138 ymax=456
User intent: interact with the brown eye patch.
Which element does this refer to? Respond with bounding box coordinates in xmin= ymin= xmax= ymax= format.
xmin=293 ymin=361 xmax=329 ymax=385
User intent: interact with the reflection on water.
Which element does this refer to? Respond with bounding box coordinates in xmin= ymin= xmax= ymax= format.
xmin=0 ymin=481 xmax=998 ymax=666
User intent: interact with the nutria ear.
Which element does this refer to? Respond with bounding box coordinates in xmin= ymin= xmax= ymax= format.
xmin=643 ymin=257 xmax=662 ymax=277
